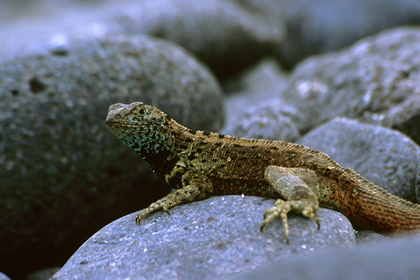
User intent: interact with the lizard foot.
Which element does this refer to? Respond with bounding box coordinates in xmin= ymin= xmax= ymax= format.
xmin=135 ymin=181 xmax=213 ymax=224
xmin=135 ymin=198 xmax=171 ymax=225
xmin=260 ymin=199 xmax=320 ymax=244
xmin=263 ymin=166 xmax=321 ymax=243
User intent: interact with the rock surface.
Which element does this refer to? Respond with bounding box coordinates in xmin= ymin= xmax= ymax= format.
xmin=282 ymin=27 xmax=420 ymax=142
xmin=222 ymin=59 xmax=296 ymax=140
xmin=275 ymin=0 xmax=420 ymax=67
xmin=0 ymin=273 xmax=10 ymax=280
xmin=105 ymin=0 xmax=285 ymax=80
xmin=223 ymin=98 xmax=301 ymax=141
xmin=229 ymin=234 xmax=420 ymax=280
xmin=224 ymin=28 xmax=420 ymax=145
xmin=52 ymin=196 xmax=355 ymax=280
xmin=0 ymin=34 xmax=223 ymax=278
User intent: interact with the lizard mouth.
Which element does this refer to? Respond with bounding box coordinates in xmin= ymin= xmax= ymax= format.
xmin=106 ymin=121 xmax=136 ymax=127
xmin=105 ymin=122 xmax=146 ymax=134
xmin=105 ymin=120 xmax=145 ymax=126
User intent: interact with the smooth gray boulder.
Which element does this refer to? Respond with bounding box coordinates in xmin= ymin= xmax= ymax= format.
xmin=53 ymin=196 xmax=355 ymax=280
xmin=229 ymin=234 xmax=420 ymax=280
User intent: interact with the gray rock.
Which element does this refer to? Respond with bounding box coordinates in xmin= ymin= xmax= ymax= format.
xmin=276 ymin=0 xmax=420 ymax=67
xmin=0 ymin=272 xmax=11 ymax=280
xmin=222 ymin=59 xmax=298 ymax=141
xmin=104 ymin=0 xmax=285 ymax=80
xmin=26 ymin=267 xmax=61 ymax=280
xmin=0 ymin=34 xmax=223 ymax=278
xmin=223 ymin=98 xmax=301 ymax=141
xmin=417 ymin=167 xmax=420 ymax=204
xmin=282 ymin=27 xmax=420 ymax=144
xmin=355 ymin=230 xmax=389 ymax=244
xmin=298 ymin=117 xmax=419 ymax=202
xmin=1 ymin=0 xmax=284 ymax=81
xmin=223 ymin=59 xmax=288 ymax=121
xmin=0 ymin=0 xmax=112 ymax=58
xmin=229 ymin=234 xmax=420 ymax=280
xmin=52 ymin=196 xmax=355 ymax=280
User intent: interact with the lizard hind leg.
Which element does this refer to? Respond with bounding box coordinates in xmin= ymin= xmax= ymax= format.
xmin=261 ymin=166 xmax=321 ymax=243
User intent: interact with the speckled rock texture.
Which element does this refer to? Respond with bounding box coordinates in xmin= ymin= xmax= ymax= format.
xmin=222 ymin=59 xmax=295 ymax=140
xmin=229 ymin=27 xmax=420 ymax=144
xmin=52 ymin=196 xmax=355 ymax=280
xmin=223 ymin=98 xmax=301 ymax=141
xmin=229 ymin=234 xmax=420 ymax=280
xmin=0 ymin=34 xmax=224 ymax=278
xmin=282 ymin=27 xmax=420 ymax=142
xmin=275 ymin=0 xmax=420 ymax=67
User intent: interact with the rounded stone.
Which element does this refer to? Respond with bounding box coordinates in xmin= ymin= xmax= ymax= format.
xmin=282 ymin=27 xmax=420 ymax=143
xmin=52 ymin=196 xmax=355 ymax=280
xmin=276 ymin=0 xmax=420 ymax=67
xmin=105 ymin=0 xmax=285 ymax=80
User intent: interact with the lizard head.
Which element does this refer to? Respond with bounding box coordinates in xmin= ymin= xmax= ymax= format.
xmin=105 ymin=102 xmax=172 ymax=158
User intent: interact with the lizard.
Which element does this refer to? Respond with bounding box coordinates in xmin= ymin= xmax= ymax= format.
xmin=105 ymin=101 xmax=420 ymax=243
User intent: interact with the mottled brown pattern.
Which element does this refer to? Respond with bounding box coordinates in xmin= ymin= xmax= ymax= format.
xmin=106 ymin=102 xmax=420 ymax=235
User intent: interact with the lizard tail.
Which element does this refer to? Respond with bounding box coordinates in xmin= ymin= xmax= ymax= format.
xmin=348 ymin=182 xmax=420 ymax=233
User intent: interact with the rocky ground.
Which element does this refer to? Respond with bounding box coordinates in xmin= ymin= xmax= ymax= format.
xmin=1 ymin=0 xmax=419 ymax=279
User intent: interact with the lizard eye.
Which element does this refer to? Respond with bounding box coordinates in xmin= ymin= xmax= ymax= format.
xmin=138 ymin=108 xmax=146 ymax=116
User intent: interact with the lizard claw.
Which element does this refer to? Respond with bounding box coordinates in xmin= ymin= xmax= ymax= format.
xmin=136 ymin=204 xmax=171 ymax=225
xmin=261 ymin=199 xmax=292 ymax=244
xmin=261 ymin=199 xmax=320 ymax=244
xmin=135 ymin=204 xmax=170 ymax=225
xmin=135 ymin=213 xmax=143 ymax=225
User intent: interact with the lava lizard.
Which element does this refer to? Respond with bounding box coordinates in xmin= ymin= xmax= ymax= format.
xmin=105 ymin=102 xmax=420 ymax=242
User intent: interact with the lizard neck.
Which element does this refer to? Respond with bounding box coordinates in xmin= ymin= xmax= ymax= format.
xmin=130 ymin=118 xmax=196 ymax=178
xmin=140 ymin=119 xmax=209 ymax=179
xmin=132 ymin=124 xmax=176 ymax=176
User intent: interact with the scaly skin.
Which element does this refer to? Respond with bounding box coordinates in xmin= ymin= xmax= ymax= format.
xmin=105 ymin=102 xmax=420 ymax=241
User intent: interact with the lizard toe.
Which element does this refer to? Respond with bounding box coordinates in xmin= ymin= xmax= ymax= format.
xmin=260 ymin=199 xmax=292 ymax=243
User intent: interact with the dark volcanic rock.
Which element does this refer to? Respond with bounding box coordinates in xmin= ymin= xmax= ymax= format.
xmin=230 ymin=234 xmax=420 ymax=280
xmin=223 ymin=28 xmax=420 ymax=144
xmin=222 ymin=59 xmax=296 ymax=140
xmin=282 ymin=27 xmax=420 ymax=144
xmin=276 ymin=0 xmax=420 ymax=67
xmin=105 ymin=0 xmax=285 ymax=80
xmin=223 ymin=98 xmax=301 ymax=141
xmin=0 ymin=34 xmax=223 ymax=278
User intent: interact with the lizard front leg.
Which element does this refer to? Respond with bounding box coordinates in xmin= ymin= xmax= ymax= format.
xmin=136 ymin=180 xmax=213 ymax=224
xmin=261 ymin=166 xmax=320 ymax=243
